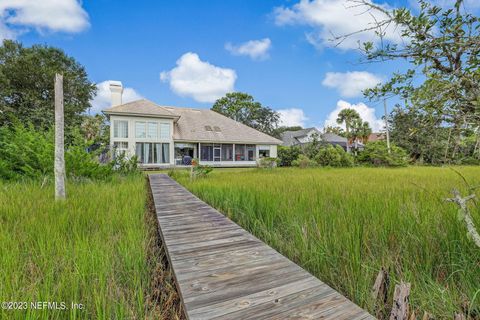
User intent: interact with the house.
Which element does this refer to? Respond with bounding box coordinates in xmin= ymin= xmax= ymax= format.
xmin=280 ymin=127 xmax=349 ymax=149
xmin=103 ymin=82 xmax=282 ymax=167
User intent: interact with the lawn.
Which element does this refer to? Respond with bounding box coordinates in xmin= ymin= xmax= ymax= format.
xmin=173 ymin=166 xmax=480 ymax=318
xmin=0 ymin=174 xmax=182 ymax=320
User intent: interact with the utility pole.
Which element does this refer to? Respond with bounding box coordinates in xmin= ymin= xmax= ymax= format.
xmin=383 ymin=98 xmax=391 ymax=154
xmin=55 ymin=73 xmax=66 ymax=200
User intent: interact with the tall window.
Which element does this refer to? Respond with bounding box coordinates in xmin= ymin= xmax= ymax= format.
xmin=136 ymin=143 xmax=170 ymax=164
xmin=160 ymin=123 xmax=170 ymax=139
xmin=235 ymin=144 xmax=246 ymax=161
xmin=147 ymin=122 xmax=158 ymax=139
xmin=200 ymin=144 xmax=213 ymax=161
xmin=135 ymin=121 xmax=146 ymax=138
xmin=221 ymin=144 xmax=233 ymax=161
xmin=113 ymin=141 xmax=128 ymax=157
xmin=247 ymin=145 xmax=256 ymax=161
xmin=113 ymin=120 xmax=128 ymax=138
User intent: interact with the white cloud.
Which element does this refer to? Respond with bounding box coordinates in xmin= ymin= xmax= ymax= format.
xmin=278 ymin=108 xmax=309 ymax=127
xmin=89 ymin=81 xmax=143 ymax=114
xmin=273 ymin=0 xmax=402 ymax=50
xmin=322 ymin=71 xmax=383 ymax=98
xmin=0 ymin=0 xmax=89 ymax=40
xmin=324 ymin=100 xmax=384 ymax=131
xmin=160 ymin=52 xmax=237 ymax=103
xmin=225 ymin=38 xmax=272 ymax=60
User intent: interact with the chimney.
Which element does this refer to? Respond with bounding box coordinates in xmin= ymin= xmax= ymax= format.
xmin=109 ymin=81 xmax=123 ymax=106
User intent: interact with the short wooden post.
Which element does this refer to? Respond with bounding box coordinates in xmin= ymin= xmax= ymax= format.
xmin=389 ymin=282 xmax=411 ymax=320
xmin=54 ymin=73 xmax=66 ymax=200
xmin=372 ymin=267 xmax=389 ymax=318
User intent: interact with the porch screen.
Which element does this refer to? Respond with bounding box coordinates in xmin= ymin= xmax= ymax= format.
xmin=200 ymin=144 xmax=213 ymax=161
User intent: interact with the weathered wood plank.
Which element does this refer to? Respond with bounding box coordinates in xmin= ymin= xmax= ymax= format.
xmin=149 ymin=173 xmax=374 ymax=320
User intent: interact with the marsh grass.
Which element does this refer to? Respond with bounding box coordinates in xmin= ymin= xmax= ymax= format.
xmin=174 ymin=167 xmax=480 ymax=319
xmin=0 ymin=174 xmax=182 ymax=319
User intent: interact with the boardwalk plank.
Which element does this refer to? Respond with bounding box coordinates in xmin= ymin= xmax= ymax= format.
xmin=149 ymin=173 xmax=374 ymax=320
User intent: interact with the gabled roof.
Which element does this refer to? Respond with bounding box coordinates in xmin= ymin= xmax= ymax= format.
xmin=280 ymin=127 xmax=320 ymax=146
xmin=169 ymin=107 xmax=282 ymax=144
xmin=103 ymin=99 xmax=178 ymax=119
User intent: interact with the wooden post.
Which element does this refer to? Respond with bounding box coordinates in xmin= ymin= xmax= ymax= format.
xmin=389 ymin=282 xmax=411 ymax=320
xmin=372 ymin=267 xmax=389 ymax=318
xmin=54 ymin=73 xmax=66 ymax=200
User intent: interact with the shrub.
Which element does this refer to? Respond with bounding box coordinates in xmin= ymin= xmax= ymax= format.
xmin=257 ymin=157 xmax=278 ymax=169
xmin=190 ymin=159 xmax=213 ymax=178
xmin=292 ymin=154 xmax=317 ymax=168
xmin=358 ymin=141 xmax=408 ymax=167
xmin=277 ymin=146 xmax=301 ymax=167
xmin=0 ymin=122 xmax=135 ymax=180
xmin=314 ymin=145 xmax=354 ymax=167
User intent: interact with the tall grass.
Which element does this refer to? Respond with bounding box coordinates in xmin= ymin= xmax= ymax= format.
xmin=0 ymin=175 xmax=167 ymax=319
xmin=174 ymin=167 xmax=480 ymax=318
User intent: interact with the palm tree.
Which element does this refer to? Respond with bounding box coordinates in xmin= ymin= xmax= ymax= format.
xmin=336 ymin=108 xmax=361 ymax=152
xmin=359 ymin=121 xmax=372 ymax=143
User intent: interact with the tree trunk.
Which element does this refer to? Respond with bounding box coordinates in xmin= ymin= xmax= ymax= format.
xmin=55 ymin=73 xmax=66 ymax=200
xmin=346 ymin=125 xmax=350 ymax=153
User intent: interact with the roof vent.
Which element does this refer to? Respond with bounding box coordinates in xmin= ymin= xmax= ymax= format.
xmin=205 ymin=125 xmax=213 ymax=131
xmin=213 ymin=126 xmax=221 ymax=132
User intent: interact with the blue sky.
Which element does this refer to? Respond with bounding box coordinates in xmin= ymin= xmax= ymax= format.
xmin=1 ymin=0 xmax=476 ymax=131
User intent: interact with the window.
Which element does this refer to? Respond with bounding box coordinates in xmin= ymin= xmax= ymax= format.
xmin=247 ymin=145 xmax=256 ymax=161
xmin=235 ymin=144 xmax=246 ymax=161
xmin=259 ymin=147 xmax=270 ymax=158
xmin=221 ymin=144 xmax=233 ymax=161
xmin=200 ymin=143 xmax=213 ymax=161
xmin=113 ymin=141 xmax=128 ymax=157
xmin=135 ymin=143 xmax=170 ymax=164
xmin=135 ymin=121 xmax=146 ymax=138
xmin=160 ymin=123 xmax=170 ymax=139
xmin=113 ymin=120 xmax=128 ymax=138
xmin=147 ymin=122 xmax=158 ymax=139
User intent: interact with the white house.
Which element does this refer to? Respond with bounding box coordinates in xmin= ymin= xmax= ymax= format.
xmin=103 ymin=81 xmax=281 ymax=167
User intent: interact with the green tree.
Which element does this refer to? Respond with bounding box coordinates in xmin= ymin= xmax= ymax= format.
xmin=212 ymin=92 xmax=280 ymax=135
xmin=340 ymin=0 xmax=480 ymax=162
xmin=0 ymin=40 xmax=96 ymax=133
xmin=323 ymin=125 xmax=345 ymax=137
xmin=336 ymin=108 xmax=361 ymax=152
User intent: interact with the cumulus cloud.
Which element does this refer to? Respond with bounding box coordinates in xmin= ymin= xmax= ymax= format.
xmin=324 ymin=100 xmax=384 ymax=131
xmin=322 ymin=71 xmax=383 ymax=98
xmin=0 ymin=0 xmax=89 ymax=40
xmin=278 ymin=108 xmax=309 ymax=127
xmin=89 ymin=81 xmax=143 ymax=114
xmin=273 ymin=0 xmax=402 ymax=50
xmin=225 ymin=38 xmax=272 ymax=60
xmin=160 ymin=52 xmax=237 ymax=103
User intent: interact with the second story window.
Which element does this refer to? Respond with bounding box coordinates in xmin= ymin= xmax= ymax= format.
xmin=136 ymin=121 xmax=146 ymax=138
xmin=160 ymin=123 xmax=170 ymax=139
xmin=147 ymin=122 xmax=158 ymax=139
xmin=113 ymin=120 xmax=128 ymax=138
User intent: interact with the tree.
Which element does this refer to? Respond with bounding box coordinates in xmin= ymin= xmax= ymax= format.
xmin=336 ymin=108 xmax=361 ymax=152
xmin=339 ymin=0 xmax=480 ymax=162
xmin=323 ymin=125 xmax=345 ymax=137
xmin=212 ymin=92 xmax=280 ymax=135
xmin=0 ymin=40 xmax=96 ymax=133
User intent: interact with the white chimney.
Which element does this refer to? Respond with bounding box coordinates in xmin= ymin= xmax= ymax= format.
xmin=109 ymin=81 xmax=123 ymax=106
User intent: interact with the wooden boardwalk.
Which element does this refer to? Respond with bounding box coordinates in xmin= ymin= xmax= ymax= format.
xmin=149 ymin=174 xmax=374 ymax=320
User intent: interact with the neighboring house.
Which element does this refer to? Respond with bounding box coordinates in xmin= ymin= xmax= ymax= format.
xmin=280 ymin=127 xmax=355 ymax=150
xmin=368 ymin=132 xmax=386 ymax=142
xmin=103 ymin=82 xmax=281 ymax=167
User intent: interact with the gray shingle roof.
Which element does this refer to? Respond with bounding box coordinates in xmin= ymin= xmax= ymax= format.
xmin=280 ymin=128 xmax=349 ymax=147
xmin=169 ymin=107 xmax=282 ymax=144
xmin=103 ymin=99 xmax=282 ymax=144
xmin=103 ymin=99 xmax=178 ymax=118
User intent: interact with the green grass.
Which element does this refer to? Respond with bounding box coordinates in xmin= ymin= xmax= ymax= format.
xmin=0 ymin=174 xmax=175 ymax=320
xmin=173 ymin=167 xmax=480 ymax=318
